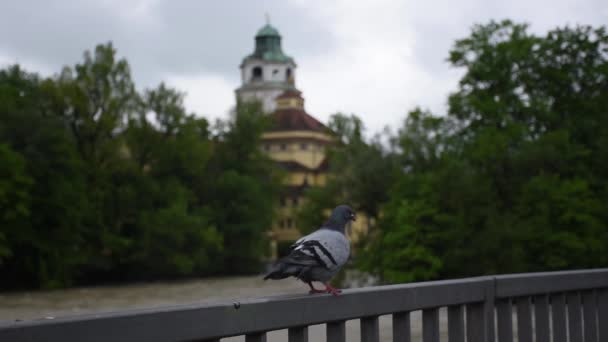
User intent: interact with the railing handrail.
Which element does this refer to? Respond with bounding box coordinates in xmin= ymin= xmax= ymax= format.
xmin=494 ymin=268 xmax=608 ymax=297
xmin=1 ymin=268 xmax=607 ymax=342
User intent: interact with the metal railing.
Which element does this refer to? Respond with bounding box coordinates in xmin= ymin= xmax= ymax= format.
xmin=1 ymin=269 xmax=607 ymax=341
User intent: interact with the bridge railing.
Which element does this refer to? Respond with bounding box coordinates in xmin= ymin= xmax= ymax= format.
xmin=1 ymin=269 xmax=607 ymax=341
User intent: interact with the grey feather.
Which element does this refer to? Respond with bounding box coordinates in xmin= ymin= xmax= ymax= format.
xmin=264 ymin=205 xmax=355 ymax=284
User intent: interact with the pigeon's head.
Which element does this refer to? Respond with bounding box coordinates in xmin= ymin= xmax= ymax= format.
xmin=325 ymin=205 xmax=356 ymax=232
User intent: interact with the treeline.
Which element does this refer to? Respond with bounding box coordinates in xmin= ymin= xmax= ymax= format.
xmin=0 ymin=43 xmax=281 ymax=290
xmin=299 ymin=21 xmax=608 ymax=283
xmin=2 ymin=20 xmax=607 ymax=290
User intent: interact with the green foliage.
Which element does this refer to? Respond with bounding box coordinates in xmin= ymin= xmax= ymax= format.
xmin=0 ymin=45 xmax=279 ymax=289
xmin=298 ymin=113 xmax=397 ymax=234
xmin=0 ymin=66 xmax=90 ymax=288
xmin=358 ymin=21 xmax=608 ymax=283
xmin=0 ymin=144 xmax=32 ymax=261
xmin=3 ymin=21 xmax=607 ymax=289
xmin=206 ymin=102 xmax=282 ymax=273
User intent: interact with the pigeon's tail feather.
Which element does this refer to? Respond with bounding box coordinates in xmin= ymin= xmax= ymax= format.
xmin=263 ymin=270 xmax=289 ymax=280
xmin=263 ymin=260 xmax=304 ymax=280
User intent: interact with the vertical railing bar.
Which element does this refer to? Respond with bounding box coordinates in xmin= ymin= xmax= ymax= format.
xmin=583 ymin=290 xmax=598 ymax=342
xmin=392 ymin=312 xmax=411 ymax=342
xmin=484 ymin=278 xmax=496 ymax=342
xmin=448 ymin=305 xmax=465 ymax=342
xmin=327 ymin=320 xmax=346 ymax=342
xmin=516 ymin=297 xmax=533 ymax=342
xmin=599 ymin=288 xmax=608 ymax=342
xmin=422 ymin=308 xmax=440 ymax=342
xmin=288 ymin=326 xmax=308 ymax=342
xmin=534 ymin=295 xmax=550 ymax=342
xmin=361 ymin=316 xmax=380 ymax=342
xmin=567 ymin=292 xmax=583 ymax=342
xmin=552 ymin=293 xmax=567 ymax=342
xmin=496 ymin=299 xmax=513 ymax=342
xmin=245 ymin=332 xmax=267 ymax=342
xmin=466 ymin=302 xmax=485 ymax=342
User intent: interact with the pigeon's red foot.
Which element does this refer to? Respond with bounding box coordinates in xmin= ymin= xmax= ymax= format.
xmin=324 ymin=283 xmax=342 ymax=296
xmin=308 ymin=282 xmax=326 ymax=294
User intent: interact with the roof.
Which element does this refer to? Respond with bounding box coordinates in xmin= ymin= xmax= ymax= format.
xmin=277 ymin=160 xmax=318 ymax=172
xmin=256 ymin=24 xmax=280 ymax=37
xmin=269 ymin=108 xmax=328 ymax=132
xmin=277 ymin=158 xmax=329 ymax=173
xmin=276 ymin=89 xmax=303 ymax=100
xmin=242 ymin=24 xmax=294 ymax=64
xmin=316 ymin=157 xmax=329 ymax=172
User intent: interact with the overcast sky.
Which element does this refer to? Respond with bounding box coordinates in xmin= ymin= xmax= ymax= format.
xmin=1 ymin=0 xmax=606 ymax=134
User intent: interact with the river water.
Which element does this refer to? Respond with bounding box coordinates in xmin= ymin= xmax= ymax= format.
xmin=0 ymin=275 xmax=447 ymax=341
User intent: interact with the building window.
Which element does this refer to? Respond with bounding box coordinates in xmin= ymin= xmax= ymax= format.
xmin=280 ymin=197 xmax=286 ymax=207
xmin=252 ymin=66 xmax=262 ymax=81
xmin=286 ymin=218 xmax=293 ymax=228
xmin=286 ymin=68 xmax=292 ymax=78
xmin=300 ymin=143 xmax=308 ymax=150
xmin=292 ymin=197 xmax=299 ymax=206
xmin=280 ymin=143 xmax=287 ymax=151
xmin=263 ymin=144 xmax=270 ymax=151
xmin=279 ymin=220 xmax=285 ymax=229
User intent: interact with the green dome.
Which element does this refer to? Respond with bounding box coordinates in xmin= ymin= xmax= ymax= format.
xmin=242 ymin=23 xmax=294 ymax=64
xmin=256 ymin=24 xmax=280 ymax=37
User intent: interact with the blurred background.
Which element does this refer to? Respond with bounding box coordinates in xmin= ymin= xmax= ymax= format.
xmin=0 ymin=0 xmax=607 ymax=330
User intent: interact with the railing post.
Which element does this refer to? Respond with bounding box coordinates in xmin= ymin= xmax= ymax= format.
xmin=534 ymin=295 xmax=551 ymax=342
xmin=393 ymin=312 xmax=411 ymax=342
xmin=496 ymin=299 xmax=513 ymax=342
xmin=448 ymin=305 xmax=465 ymax=342
xmin=516 ymin=297 xmax=533 ymax=342
xmin=246 ymin=332 xmax=267 ymax=342
xmin=288 ymin=326 xmax=308 ymax=342
xmin=467 ymin=277 xmax=496 ymax=342
xmin=599 ymin=288 xmax=608 ymax=342
xmin=552 ymin=293 xmax=568 ymax=342
xmin=327 ymin=320 xmax=346 ymax=342
xmin=361 ymin=316 xmax=380 ymax=342
xmin=484 ymin=277 xmax=496 ymax=342
xmin=422 ymin=308 xmax=440 ymax=342
xmin=567 ymin=292 xmax=583 ymax=342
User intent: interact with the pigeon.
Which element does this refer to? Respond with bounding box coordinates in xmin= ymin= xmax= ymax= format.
xmin=264 ymin=204 xmax=356 ymax=296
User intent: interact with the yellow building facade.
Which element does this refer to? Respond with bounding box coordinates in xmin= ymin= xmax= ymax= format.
xmin=262 ymin=89 xmax=333 ymax=245
xmin=236 ymin=23 xmax=369 ymax=258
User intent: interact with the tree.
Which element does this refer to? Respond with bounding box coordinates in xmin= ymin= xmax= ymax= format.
xmin=0 ymin=144 xmax=32 ymax=263
xmin=298 ymin=113 xmax=397 ymax=235
xmin=118 ymin=83 xmax=223 ymax=278
xmin=206 ymin=102 xmax=282 ymax=273
xmin=0 ymin=44 xmax=284 ymax=289
xmin=0 ymin=66 xmax=90 ymax=289
xmin=361 ymin=21 xmax=608 ymax=283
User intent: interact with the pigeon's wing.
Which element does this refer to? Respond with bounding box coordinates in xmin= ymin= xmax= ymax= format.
xmin=263 ymin=243 xmax=321 ymax=280
xmin=292 ymin=229 xmax=350 ymax=272
xmin=264 ymin=228 xmax=350 ymax=280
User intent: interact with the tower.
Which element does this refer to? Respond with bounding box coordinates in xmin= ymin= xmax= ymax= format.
xmin=236 ymin=22 xmax=370 ymax=260
xmin=236 ymin=22 xmax=297 ymax=112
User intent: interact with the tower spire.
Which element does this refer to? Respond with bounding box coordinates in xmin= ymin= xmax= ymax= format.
xmin=265 ymin=12 xmax=270 ymax=25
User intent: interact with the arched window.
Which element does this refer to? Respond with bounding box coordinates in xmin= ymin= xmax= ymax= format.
xmin=286 ymin=68 xmax=292 ymax=79
xmin=252 ymin=66 xmax=263 ymax=81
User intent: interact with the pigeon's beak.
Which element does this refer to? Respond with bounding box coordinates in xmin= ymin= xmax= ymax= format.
xmin=351 ymin=213 xmax=357 ymax=222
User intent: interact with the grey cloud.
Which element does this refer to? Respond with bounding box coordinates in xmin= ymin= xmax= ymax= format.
xmin=408 ymin=0 xmax=608 ymax=87
xmin=0 ymin=0 xmax=334 ymax=88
